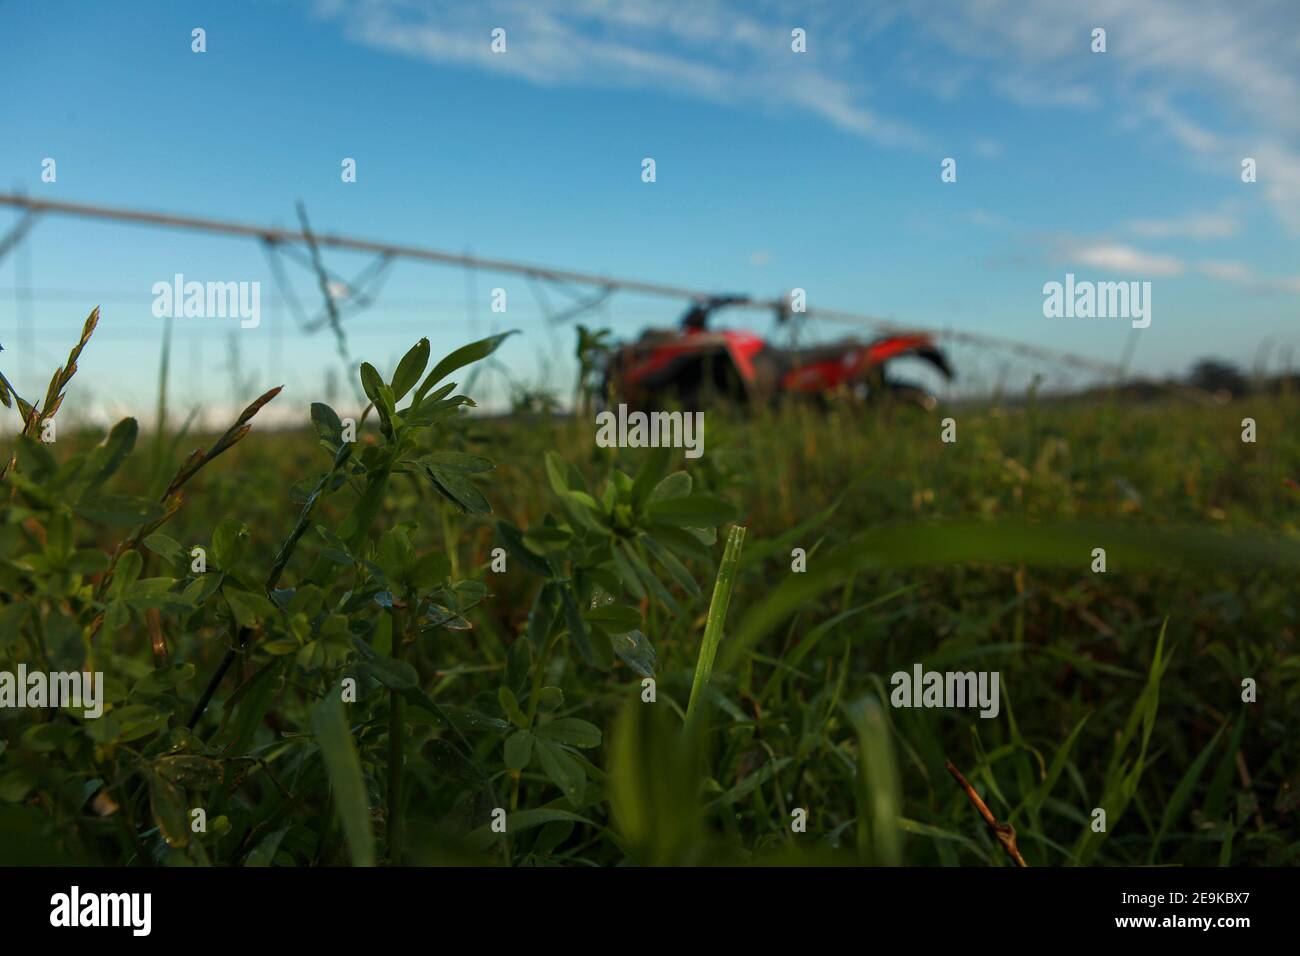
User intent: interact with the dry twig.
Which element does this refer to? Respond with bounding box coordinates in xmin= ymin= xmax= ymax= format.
xmin=945 ymin=759 xmax=1029 ymax=867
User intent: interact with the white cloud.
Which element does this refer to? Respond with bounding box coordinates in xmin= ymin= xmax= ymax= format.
xmin=898 ymin=0 xmax=1300 ymax=232
xmin=1142 ymin=98 xmax=1300 ymax=234
xmin=1126 ymin=208 xmax=1238 ymax=240
xmin=1247 ymin=142 xmax=1300 ymax=236
xmin=1197 ymin=260 xmax=1251 ymax=282
xmin=1047 ymin=245 xmax=1299 ymax=291
xmin=1197 ymin=260 xmax=1300 ymax=293
xmin=314 ymin=0 xmax=1300 ymax=229
xmin=961 ymin=209 xmax=1008 ymax=228
xmin=312 ymin=0 xmax=924 ymax=146
xmin=1061 ymin=241 xmax=1185 ymax=276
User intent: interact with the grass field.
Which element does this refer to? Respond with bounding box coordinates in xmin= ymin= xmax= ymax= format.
xmin=2 ymin=309 xmax=1298 ymax=866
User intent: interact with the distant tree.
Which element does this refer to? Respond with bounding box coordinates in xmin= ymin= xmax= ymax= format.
xmin=1189 ymin=358 xmax=1246 ymax=396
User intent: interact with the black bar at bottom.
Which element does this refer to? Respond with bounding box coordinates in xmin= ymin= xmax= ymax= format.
xmin=1 ymin=865 xmax=1288 ymax=941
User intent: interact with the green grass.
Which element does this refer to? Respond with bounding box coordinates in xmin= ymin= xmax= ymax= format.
xmin=1 ymin=312 xmax=1298 ymax=866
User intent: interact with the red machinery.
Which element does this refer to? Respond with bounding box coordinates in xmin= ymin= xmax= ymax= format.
xmin=602 ymin=296 xmax=954 ymax=409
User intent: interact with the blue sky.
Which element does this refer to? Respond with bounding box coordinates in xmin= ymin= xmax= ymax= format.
xmin=1 ymin=0 xmax=1298 ymax=423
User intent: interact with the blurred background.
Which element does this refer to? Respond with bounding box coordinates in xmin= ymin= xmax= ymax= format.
xmin=0 ymin=0 xmax=1297 ymax=425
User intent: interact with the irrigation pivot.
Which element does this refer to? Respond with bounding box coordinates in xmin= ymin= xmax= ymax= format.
xmin=0 ymin=192 xmax=1124 ymax=379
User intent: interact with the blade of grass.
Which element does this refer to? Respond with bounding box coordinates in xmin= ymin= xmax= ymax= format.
xmin=311 ymin=688 xmax=376 ymax=867
xmin=846 ymin=696 xmax=903 ymax=865
xmin=1073 ymin=618 xmax=1170 ymax=865
xmin=1148 ymin=721 xmax=1226 ymax=863
xmin=722 ymin=521 xmax=1300 ymax=670
xmin=686 ymin=524 xmax=746 ymax=727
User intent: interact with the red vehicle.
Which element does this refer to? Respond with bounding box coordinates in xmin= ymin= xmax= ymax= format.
xmin=602 ymin=296 xmax=954 ymax=410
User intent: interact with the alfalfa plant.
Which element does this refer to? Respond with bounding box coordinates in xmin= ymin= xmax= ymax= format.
xmin=484 ymin=442 xmax=738 ymax=848
xmin=0 ymin=307 xmax=288 ymax=861
xmin=496 ymin=444 xmax=738 ymax=669
xmin=190 ymin=329 xmax=526 ymax=865
xmin=0 ymin=315 xmax=530 ymax=866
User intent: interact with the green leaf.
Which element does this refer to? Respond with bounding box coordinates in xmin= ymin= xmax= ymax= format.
xmin=103 ymin=598 xmax=130 ymax=631
xmin=523 ymin=526 xmax=573 ymax=552
xmin=503 ymin=808 xmax=592 ymax=832
xmin=311 ymin=690 xmax=376 ymax=867
xmin=391 ymin=338 xmax=431 ymax=401
xmin=85 ymin=703 xmax=169 ymax=745
xmin=359 ymin=362 xmax=385 ymax=408
xmin=621 ymin=540 xmax=679 ymax=614
xmin=125 ymin=588 xmax=193 ymax=615
xmin=20 ymin=722 xmax=75 ymax=753
xmin=0 ymin=604 xmax=30 ymax=642
xmin=353 ymin=639 xmax=419 ymax=690
xmin=425 ymin=466 xmax=492 ymax=515
xmin=81 ymin=418 xmax=138 ymax=492
xmin=375 ymin=526 xmax=415 ymax=581
xmin=646 ymin=493 xmax=737 ymax=528
xmin=244 ymin=826 xmax=290 ymax=867
xmin=544 ymin=451 xmax=570 ymax=496
xmin=506 ymin=638 xmax=534 ymax=695
xmin=132 ymin=662 xmax=197 ymax=697
xmin=423 ymin=451 xmax=494 ymax=474
xmin=610 ymin=629 xmax=657 ymax=678
xmin=109 ymin=550 xmax=143 ymax=597
xmin=561 ymin=585 xmax=610 ymax=670
xmin=496 ymin=521 xmax=554 ymax=577
xmin=67 ymin=549 xmax=109 ymax=575
xmin=630 ymin=446 xmax=673 ymax=510
xmin=410 ymin=551 xmax=452 ymax=589
xmin=643 ymin=535 xmax=701 ymax=597
xmin=498 ymin=686 xmax=528 ymax=728
xmin=583 ymin=603 xmax=642 ymax=632
xmin=644 ymin=525 xmax=712 ymax=562
xmin=536 ymin=717 xmax=602 ymax=749
xmin=75 ymin=495 xmax=165 ymax=526
xmin=537 ymin=686 xmax=564 ymax=711
xmin=648 ymin=471 xmax=692 ymax=504
xmin=413 ymin=330 xmax=518 ymax=404
xmin=0 ymin=768 xmax=38 ymax=803
xmin=504 ymin=730 xmax=534 ymax=771
xmin=363 ymin=655 xmax=419 ymax=691
xmin=148 ymin=771 xmax=190 ymax=848
xmin=17 ymin=436 xmax=57 ymax=480
xmin=154 ymin=755 xmax=224 ymax=788
xmin=465 ymin=808 xmax=595 ymax=851
xmin=610 ymin=543 xmax=646 ymax=601
xmin=535 ymin=737 xmax=585 ymax=805
xmin=212 ymin=518 xmax=250 ymax=569
xmin=143 ymin=532 xmax=185 ymax=567
xmin=310 ymin=402 xmax=344 ymax=445
xmin=526 ymin=582 xmax=560 ymax=650
xmin=225 ymin=588 xmax=277 ymax=629
xmin=225 ymin=661 xmax=283 ymax=755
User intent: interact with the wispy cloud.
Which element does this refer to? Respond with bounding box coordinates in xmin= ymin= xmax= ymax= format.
xmin=1062 ymin=241 xmax=1185 ymax=276
xmin=1197 ymin=260 xmax=1252 ymax=282
xmin=1047 ymin=240 xmax=1299 ymax=293
xmin=314 ymin=0 xmax=1300 ymax=229
xmin=1126 ymin=207 xmax=1239 ymax=240
xmin=910 ymin=0 xmax=1300 ymax=232
xmin=1197 ymin=260 xmax=1300 ymax=294
xmin=312 ymin=0 xmax=924 ymax=146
